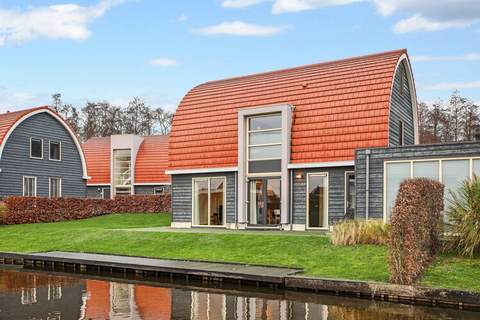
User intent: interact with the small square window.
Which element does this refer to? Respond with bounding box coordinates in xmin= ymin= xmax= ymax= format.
xmin=154 ymin=187 xmax=164 ymax=195
xmin=30 ymin=138 xmax=43 ymax=159
xmin=49 ymin=141 xmax=61 ymax=161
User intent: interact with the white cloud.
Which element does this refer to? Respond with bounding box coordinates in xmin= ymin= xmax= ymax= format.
xmin=222 ymin=0 xmax=267 ymax=8
xmin=0 ymin=0 xmax=124 ymax=46
xmin=427 ymin=81 xmax=480 ymax=90
xmin=412 ymin=53 xmax=480 ymax=62
xmin=177 ymin=14 xmax=188 ymax=22
xmin=195 ymin=21 xmax=285 ymax=36
xmin=270 ymin=0 xmax=480 ymax=33
xmin=0 ymin=87 xmax=48 ymax=111
xmin=272 ymin=0 xmax=362 ymax=14
xmin=149 ymin=58 xmax=179 ymax=67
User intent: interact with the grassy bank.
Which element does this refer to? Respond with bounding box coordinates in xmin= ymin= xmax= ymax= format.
xmin=0 ymin=214 xmax=478 ymax=291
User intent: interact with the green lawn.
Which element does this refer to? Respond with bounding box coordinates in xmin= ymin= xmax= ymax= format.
xmin=0 ymin=214 xmax=478 ymax=291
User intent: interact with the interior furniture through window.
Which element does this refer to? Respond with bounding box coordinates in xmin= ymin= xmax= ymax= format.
xmin=193 ymin=177 xmax=225 ymax=226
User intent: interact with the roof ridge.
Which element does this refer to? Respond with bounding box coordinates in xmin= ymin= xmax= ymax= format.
xmin=201 ymin=49 xmax=406 ymax=87
xmin=0 ymin=105 xmax=49 ymax=117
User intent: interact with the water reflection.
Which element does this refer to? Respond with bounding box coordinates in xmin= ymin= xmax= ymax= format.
xmin=0 ymin=268 xmax=477 ymax=320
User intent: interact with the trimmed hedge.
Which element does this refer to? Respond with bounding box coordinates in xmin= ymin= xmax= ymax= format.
xmin=2 ymin=194 xmax=171 ymax=225
xmin=389 ymin=178 xmax=444 ymax=285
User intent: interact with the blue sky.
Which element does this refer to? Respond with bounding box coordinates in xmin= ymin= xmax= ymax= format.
xmin=0 ymin=0 xmax=479 ymax=112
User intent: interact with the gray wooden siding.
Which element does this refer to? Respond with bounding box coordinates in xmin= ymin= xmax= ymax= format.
xmin=292 ymin=167 xmax=354 ymax=225
xmin=389 ymin=62 xmax=415 ymax=147
xmin=134 ymin=185 xmax=171 ymax=195
xmin=172 ymin=172 xmax=236 ymax=223
xmin=355 ymin=141 xmax=480 ymax=219
xmin=0 ymin=113 xmax=86 ymax=198
xmin=86 ymin=186 xmax=110 ymax=198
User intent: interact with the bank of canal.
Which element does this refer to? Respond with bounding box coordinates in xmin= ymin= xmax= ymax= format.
xmin=0 ymin=265 xmax=479 ymax=319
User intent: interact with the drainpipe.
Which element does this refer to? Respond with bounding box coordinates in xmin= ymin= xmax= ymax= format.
xmin=234 ymin=171 xmax=238 ymax=229
xmin=365 ymin=149 xmax=371 ymax=221
xmin=289 ymin=169 xmax=293 ymax=230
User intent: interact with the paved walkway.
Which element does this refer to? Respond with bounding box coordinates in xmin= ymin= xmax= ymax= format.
xmin=118 ymin=226 xmax=328 ymax=236
xmin=2 ymin=251 xmax=302 ymax=284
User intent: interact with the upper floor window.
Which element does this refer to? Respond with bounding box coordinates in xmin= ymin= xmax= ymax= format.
xmin=49 ymin=141 xmax=61 ymax=161
xmin=30 ymin=138 xmax=43 ymax=159
xmin=398 ymin=120 xmax=404 ymax=146
xmin=247 ymin=114 xmax=282 ymax=174
xmin=113 ymin=149 xmax=132 ymax=196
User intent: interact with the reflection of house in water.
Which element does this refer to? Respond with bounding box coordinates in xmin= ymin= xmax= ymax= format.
xmin=0 ymin=270 xmax=85 ymax=320
xmin=82 ymin=280 xmax=172 ymax=319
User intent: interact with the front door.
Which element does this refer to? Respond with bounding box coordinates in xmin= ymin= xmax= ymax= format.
xmin=248 ymin=177 xmax=281 ymax=225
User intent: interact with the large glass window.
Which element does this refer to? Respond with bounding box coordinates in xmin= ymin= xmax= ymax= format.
xmin=193 ymin=177 xmax=225 ymax=226
xmin=307 ymin=174 xmax=328 ymax=229
xmin=413 ymin=161 xmax=439 ymax=180
xmin=385 ymin=162 xmax=410 ymax=221
xmin=247 ymin=114 xmax=282 ymax=174
xmin=113 ymin=149 xmax=132 ymax=196
xmin=49 ymin=177 xmax=62 ymax=198
xmin=248 ymin=178 xmax=281 ymax=225
xmin=49 ymin=141 xmax=61 ymax=161
xmin=23 ymin=176 xmax=37 ymax=196
xmin=442 ymin=159 xmax=470 ymax=213
xmin=30 ymin=138 xmax=43 ymax=159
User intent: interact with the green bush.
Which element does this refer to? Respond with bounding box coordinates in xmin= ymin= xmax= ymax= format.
xmin=0 ymin=202 xmax=7 ymax=224
xmin=445 ymin=176 xmax=480 ymax=257
xmin=331 ymin=219 xmax=389 ymax=246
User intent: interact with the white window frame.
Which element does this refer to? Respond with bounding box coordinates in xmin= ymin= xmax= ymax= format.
xmin=306 ymin=172 xmax=329 ymax=230
xmin=344 ymin=171 xmax=355 ymax=214
xmin=23 ymin=176 xmax=37 ymax=196
xmin=383 ymin=156 xmax=480 ymax=221
xmin=49 ymin=140 xmax=62 ymax=161
xmin=29 ymin=137 xmax=43 ymax=159
xmin=246 ymin=113 xmax=282 ymax=176
xmin=191 ymin=176 xmax=227 ymax=227
xmin=49 ymin=177 xmax=62 ymax=198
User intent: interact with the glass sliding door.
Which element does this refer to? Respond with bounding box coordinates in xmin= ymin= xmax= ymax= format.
xmin=307 ymin=174 xmax=328 ymax=229
xmin=193 ymin=177 xmax=225 ymax=226
xmin=248 ymin=177 xmax=280 ymax=225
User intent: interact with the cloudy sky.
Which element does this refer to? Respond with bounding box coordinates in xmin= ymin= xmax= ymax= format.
xmin=0 ymin=0 xmax=479 ymax=112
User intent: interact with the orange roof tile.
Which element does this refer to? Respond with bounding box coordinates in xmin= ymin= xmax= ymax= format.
xmin=83 ymin=136 xmax=111 ymax=185
xmin=0 ymin=106 xmax=49 ymax=147
xmin=135 ymin=135 xmax=170 ymax=184
xmin=169 ymin=49 xmax=408 ymax=170
xmin=83 ymin=134 xmax=170 ymax=185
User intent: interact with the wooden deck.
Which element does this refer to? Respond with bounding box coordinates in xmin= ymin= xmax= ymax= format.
xmin=0 ymin=251 xmax=302 ymax=284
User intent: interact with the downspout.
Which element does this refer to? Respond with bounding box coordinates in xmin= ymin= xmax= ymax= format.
xmin=289 ymin=169 xmax=293 ymax=230
xmin=365 ymin=149 xmax=371 ymax=221
xmin=234 ymin=171 xmax=238 ymax=229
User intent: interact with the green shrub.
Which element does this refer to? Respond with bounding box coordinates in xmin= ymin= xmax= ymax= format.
xmin=0 ymin=202 xmax=7 ymax=224
xmin=389 ymin=178 xmax=444 ymax=285
xmin=445 ymin=176 xmax=480 ymax=257
xmin=331 ymin=219 xmax=389 ymax=246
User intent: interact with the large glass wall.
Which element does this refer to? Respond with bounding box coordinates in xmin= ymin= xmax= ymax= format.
xmin=307 ymin=174 xmax=328 ymax=229
xmin=248 ymin=178 xmax=280 ymax=225
xmin=113 ymin=149 xmax=132 ymax=196
xmin=193 ymin=177 xmax=225 ymax=226
xmin=247 ymin=114 xmax=282 ymax=174
xmin=385 ymin=157 xmax=478 ymax=221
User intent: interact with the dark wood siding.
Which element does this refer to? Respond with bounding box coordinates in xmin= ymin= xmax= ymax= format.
xmin=292 ymin=167 xmax=354 ymax=225
xmin=389 ymin=61 xmax=415 ymax=147
xmin=0 ymin=113 xmax=86 ymax=197
xmin=355 ymin=141 xmax=480 ymax=219
xmin=134 ymin=185 xmax=171 ymax=195
xmin=172 ymin=172 xmax=236 ymax=223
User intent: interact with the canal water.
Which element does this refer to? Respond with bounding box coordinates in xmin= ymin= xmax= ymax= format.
xmin=0 ymin=267 xmax=478 ymax=319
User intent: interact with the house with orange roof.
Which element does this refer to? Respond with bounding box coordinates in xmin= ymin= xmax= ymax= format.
xmin=167 ymin=49 xmax=419 ymax=230
xmin=0 ymin=106 xmax=88 ymax=198
xmin=83 ymin=134 xmax=170 ymax=198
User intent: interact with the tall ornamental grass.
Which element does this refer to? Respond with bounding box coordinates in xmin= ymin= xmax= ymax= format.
xmin=445 ymin=176 xmax=480 ymax=257
xmin=331 ymin=219 xmax=389 ymax=246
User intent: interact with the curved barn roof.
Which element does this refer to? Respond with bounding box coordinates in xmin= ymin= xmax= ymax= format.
xmin=169 ymin=49 xmax=412 ymax=170
xmin=0 ymin=106 xmax=88 ymax=178
xmin=83 ymin=135 xmax=170 ymax=185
